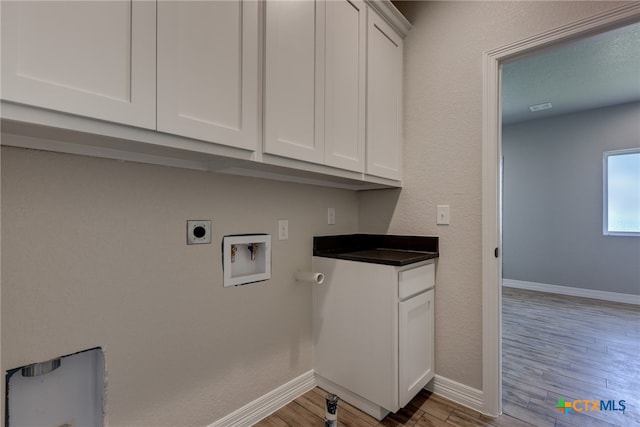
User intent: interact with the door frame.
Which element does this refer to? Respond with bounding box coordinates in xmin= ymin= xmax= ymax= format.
xmin=481 ymin=3 xmax=640 ymax=416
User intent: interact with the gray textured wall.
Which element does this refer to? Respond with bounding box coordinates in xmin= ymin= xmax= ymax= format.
xmin=1 ymin=146 xmax=358 ymax=426
xmin=362 ymin=0 xmax=629 ymax=391
xmin=502 ymin=102 xmax=640 ymax=295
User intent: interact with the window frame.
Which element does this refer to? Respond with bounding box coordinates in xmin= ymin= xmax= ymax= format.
xmin=603 ymin=148 xmax=640 ymax=237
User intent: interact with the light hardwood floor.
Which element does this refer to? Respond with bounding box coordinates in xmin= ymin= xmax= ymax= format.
xmin=255 ymin=288 xmax=639 ymax=426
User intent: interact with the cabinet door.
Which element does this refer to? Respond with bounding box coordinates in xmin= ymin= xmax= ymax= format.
xmin=399 ymin=289 xmax=434 ymax=408
xmin=313 ymin=257 xmax=399 ymax=413
xmin=1 ymin=1 xmax=155 ymax=129
xmin=366 ymin=11 xmax=403 ymax=180
xmin=324 ymin=0 xmax=366 ymax=172
xmin=157 ymin=1 xmax=259 ymax=151
xmin=264 ymin=0 xmax=325 ymax=164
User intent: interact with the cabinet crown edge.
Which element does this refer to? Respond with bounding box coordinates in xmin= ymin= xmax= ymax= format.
xmin=365 ymin=0 xmax=412 ymax=37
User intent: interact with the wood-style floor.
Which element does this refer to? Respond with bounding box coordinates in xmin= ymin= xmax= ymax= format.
xmin=254 ymin=386 xmax=530 ymax=427
xmin=255 ymin=288 xmax=639 ymax=426
xmin=502 ymin=287 xmax=639 ymax=427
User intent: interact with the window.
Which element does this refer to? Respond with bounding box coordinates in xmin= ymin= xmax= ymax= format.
xmin=604 ymin=148 xmax=640 ymax=236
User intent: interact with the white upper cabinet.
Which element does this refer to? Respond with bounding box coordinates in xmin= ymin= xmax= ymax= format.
xmin=264 ymin=0 xmax=325 ymax=164
xmin=1 ymin=0 xmax=410 ymax=189
xmin=366 ymin=11 xmax=403 ymax=180
xmin=264 ymin=0 xmax=367 ymax=173
xmin=324 ymin=0 xmax=366 ymax=172
xmin=157 ymin=1 xmax=259 ymax=151
xmin=1 ymin=0 xmax=156 ymax=129
xmin=265 ymin=0 xmax=404 ymax=177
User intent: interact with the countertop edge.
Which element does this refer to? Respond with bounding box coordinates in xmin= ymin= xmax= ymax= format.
xmin=313 ymin=250 xmax=439 ymax=266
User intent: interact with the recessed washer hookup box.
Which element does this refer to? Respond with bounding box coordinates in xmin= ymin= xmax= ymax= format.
xmin=222 ymin=234 xmax=271 ymax=287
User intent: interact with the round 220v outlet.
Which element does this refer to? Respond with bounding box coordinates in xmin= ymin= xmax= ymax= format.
xmin=187 ymin=220 xmax=211 ymax=245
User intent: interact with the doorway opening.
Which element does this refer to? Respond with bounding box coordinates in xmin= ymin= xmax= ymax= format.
xmin=481 ymin=3 xmax=640 ymax=419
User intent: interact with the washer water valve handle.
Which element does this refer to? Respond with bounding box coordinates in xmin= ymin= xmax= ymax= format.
xmin=248 ymin=243 xmax=258 ymax=261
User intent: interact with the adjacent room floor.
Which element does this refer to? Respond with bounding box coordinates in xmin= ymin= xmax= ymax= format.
xmin=502 ymin=287 xmax=640 ymax=427
xmin=257 ymin=288 xmax=639 ymax=426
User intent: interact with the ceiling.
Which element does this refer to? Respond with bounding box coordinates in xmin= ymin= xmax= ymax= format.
xmin=502 ymin=21 xmax=640 ymax=124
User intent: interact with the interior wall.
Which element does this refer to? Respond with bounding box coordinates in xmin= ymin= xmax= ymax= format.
xmin=2 ymin=1 xmax=636 ymax=421
xmin=362 ymin=0 xmax=630 ymax=391
xmin=502 ymin=102 xmax=640 ymax=295
xmin=1 ymin=145 xmax=359 ymax=426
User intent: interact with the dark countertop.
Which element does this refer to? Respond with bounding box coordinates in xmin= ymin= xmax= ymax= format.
xmin=313 ymin=234 xmax=439 ymax=266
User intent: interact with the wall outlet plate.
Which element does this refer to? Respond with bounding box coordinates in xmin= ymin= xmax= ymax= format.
xmin=278 ymin=219 xmax=289 ymax=240
xmin=187 ymin=220 xmax=211 ymax=244
xmin=327 ymin=207 xmax=336 ymax=225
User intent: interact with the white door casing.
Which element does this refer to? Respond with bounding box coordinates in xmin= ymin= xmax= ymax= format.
xmin=482 ymin=3 xmax=640 ymax=416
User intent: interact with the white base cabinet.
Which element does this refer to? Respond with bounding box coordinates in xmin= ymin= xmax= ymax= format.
xmin=312 ymin=257 xmax=435 ymax=419
xmin=399 ymin=288 xmax=434 ymax=407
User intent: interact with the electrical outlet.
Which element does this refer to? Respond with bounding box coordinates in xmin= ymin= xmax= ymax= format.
xmin=187 ymin=220 xmax=211 ymax=244
xmin=278 ymin=219 xmax=289 ymax=240
xmin=328 ymin=208 xmax=336 ymax=225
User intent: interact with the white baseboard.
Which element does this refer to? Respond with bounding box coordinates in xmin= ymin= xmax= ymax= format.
xmin=208 ymin=370 xmax=316 ymax=427
xmin=503 ymin=279 xmax=640 ymax=305
xmin=209 ymin=370 xmax=487 ymax=426
xmin=425 ymin=375 xmax=484 ymax=414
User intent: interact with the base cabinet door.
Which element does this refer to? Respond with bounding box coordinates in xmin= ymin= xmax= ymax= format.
xmin=157 ymin=0 xmax=259 ymax=151
xmin=1 ymin=0 xmax=156 ymax=129
xmin=399 ymin=289 xmax=434 ymax=408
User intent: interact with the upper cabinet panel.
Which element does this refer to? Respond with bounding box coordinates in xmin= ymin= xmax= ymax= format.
xmin=324 ymin=0 xmax=366 ymax=172
xmin=1 ymin=0 xmax=156 ymax=129
xmin=1 ymin=0 xmax=411 ymax=189
xmin=366 ymin=11 xmax=403 ymax=180
xmin=157 ymin=1 xmax=259 ymax=151
xmin=264 ymin=0 xmax=325 ymax=164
